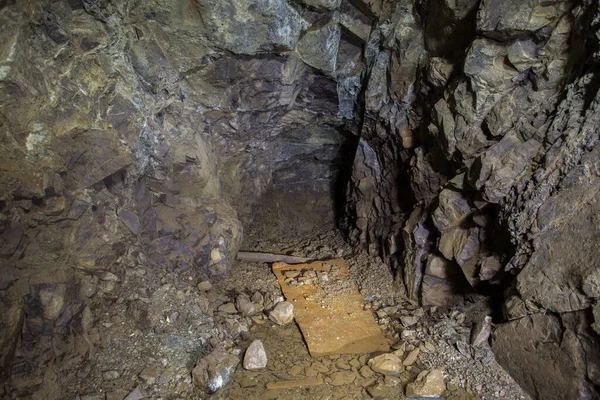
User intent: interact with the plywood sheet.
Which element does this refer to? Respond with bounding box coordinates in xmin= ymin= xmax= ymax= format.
xmin=273 ymin=259 xmax=389 ymax=357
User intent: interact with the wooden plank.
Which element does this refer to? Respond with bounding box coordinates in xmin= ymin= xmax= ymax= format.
xmin=265 ymin=378 xmax=325 ymax=390
xmin=272 ymin=259 xmax=389 ymax=357
xmin=237 ymin=251 xmax=310 ymax=264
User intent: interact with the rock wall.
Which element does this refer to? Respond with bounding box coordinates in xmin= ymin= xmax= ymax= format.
xmin=343 ymin=0 xmax=600 ymax=398
xmin=0 ymin=0 xmax=360 ymax=395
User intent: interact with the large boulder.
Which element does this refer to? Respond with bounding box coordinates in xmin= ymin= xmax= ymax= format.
xmin=492 ymin=313 xmax=600 ymax=399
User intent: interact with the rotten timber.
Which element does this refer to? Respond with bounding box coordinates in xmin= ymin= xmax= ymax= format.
xmin=236 ymin=251 xmax=311 ymax=264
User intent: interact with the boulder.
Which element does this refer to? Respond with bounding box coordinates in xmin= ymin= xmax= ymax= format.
xmin=492 ymin=313 xmax=600 ymax=399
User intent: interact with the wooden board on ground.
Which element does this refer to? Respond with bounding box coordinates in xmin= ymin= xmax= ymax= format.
xmin=272 ymin=259 xmax=389 ymax=357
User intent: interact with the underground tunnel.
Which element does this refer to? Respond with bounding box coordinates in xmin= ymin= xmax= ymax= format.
xmin=1 ymin=0 xmax=600 ymax=399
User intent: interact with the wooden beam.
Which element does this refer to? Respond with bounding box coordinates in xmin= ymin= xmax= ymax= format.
xmin=236 ymin=251 xmax=310 ymax=264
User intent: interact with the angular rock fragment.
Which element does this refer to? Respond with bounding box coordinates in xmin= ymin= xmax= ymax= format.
xmin=243 ymin=340 xmax=267 ymax=370
xmin=192 ymin=348 xmax=239 ymax=394
xmin=405 ymin=369 xmax=446 ymax=397
xmin=470 ymin=316 xmax=492 ymax=347
xmin=269 ymin=301 xmax=294 ymax=325
xmin=368 ymin=352 xmax=404 ymax=375
xmin=236 ymin=294 xmax=256 ymax=316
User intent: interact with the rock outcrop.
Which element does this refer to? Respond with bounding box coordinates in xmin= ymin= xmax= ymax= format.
xmin=341 ymin=0 xmax=600 ymax=398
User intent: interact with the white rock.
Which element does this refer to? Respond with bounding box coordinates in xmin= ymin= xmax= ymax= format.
xmin=405 ymin=369 xmax=446 ymax=397
xmin=368 ymin=353 xmax=404 ymax=375
xmin=269 ymin=301 xmax=294 ymax=325
xmin=243 ymin=340 xmax=268 ymax=370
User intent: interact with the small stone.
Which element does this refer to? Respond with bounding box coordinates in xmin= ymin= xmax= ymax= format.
xmin=403 ymin=348 xmax=420 ymax=366
xmin=218 ymin=302 xmax=238 ymax=314
xmin=289 ymin=365 xmax=304 ymax=376
xmin=330 ymin=370 xmax=356 ymax=386
xmin=349 ymin=358 xmax=361 ymax=369
xmin=456 ymin=341 xmax=472 ymax=358
xmin=423 ymin=341 xmax=435 ymax=352
xmin=102 ymin=370 xmax=120 ymax=381
xmin=236 ymin=294 xmax=256 ymax=316
xmin=335 ymin=358 xmax=351 ymax=370
xmin=405 ymin=369 xmax=446 ymax=398
xmin=368 ymin=353 xmax=404 ymax=376
xmin=197 ymin=281 xmax=212 ymax=292
xmin=284 ymin=270 xmax=300 ymax=279
xmin=367 ymin=382 xmax=392 ymax=397
xmin=243 ymin=340 xmax=267 ymax=370
xmin=400 ymin=315 xmax=420 ymax=327
xmin=269 ymin=301 xmax=294 ymax=325
xmin=139 ymin=366 xmax=159 ymax=383
xmin=101 ymin=272 xmax=120 ymax=282
xmin=123 ymin=387 xmax=146 ymax=400
xmin=359 ymin=365 xmax=374 ymax=378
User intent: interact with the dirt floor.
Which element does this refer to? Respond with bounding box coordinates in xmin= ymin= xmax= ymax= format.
xmin=58 ymin=228 xmax=529 ymax=400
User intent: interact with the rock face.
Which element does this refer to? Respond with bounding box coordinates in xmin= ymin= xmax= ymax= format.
xmin=339 ymin=0 xmax=600 ymax=398
xmin=0 ymin=0 xmax=599 ymax=399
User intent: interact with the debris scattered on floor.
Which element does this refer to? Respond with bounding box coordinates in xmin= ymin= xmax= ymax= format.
xmin=273 ymin=259 xmax=390 ymax=356
xmin=54 ymin=228 xmax=528 ymax=400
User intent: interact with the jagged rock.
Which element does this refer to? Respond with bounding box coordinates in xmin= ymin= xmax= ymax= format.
xmin=464 ymin=38 xmax=519 ymax=95
xmin=405 ymin=369 xmax=446 ymax=397
xmin=402 ymin=347 xmax=419 ymax=366
xmin=330 ymin=370 xmax=356 ymax=385
xmin=296 ymin=21 xmax=341 ymax=74
xmin=479 ymin=256 xmax=502 ymax=281
xmin=367 ymin=352 xmax=404 ymax=375
xmin=269 ymin=301 xmax=294 ymax=325
xmin=195 ymin=0 xmax=308 ymax=54
xmin=236 ymin=294 xmax=256 ymax=316
xmin=492 ymin=313 xmax=600 ymax=399
xmin=432 ymin=189 xmax=474 ymax=231
xmin=300 ymin=0 xmax=342 ymax=11
xmin=218 ymin=303 xmax=238 ymax=314
xmin=192 ymin=348 xmax=240 ymax=394
xmin=426 ymin=57 xmax=454 ymax=87
xmin=468 ymin=132 xmax=541 ymax=203
xmin=477 ymin=0 xmax=570 ymax=40
xmin=337 ymin=1 xmax=372 ymax=42
xmin=243 ymin=340 xmax=267 ymax=370
xmin=197 ymin=281 xmax=213 ymax=292
xmin=470 ymin=316 xmax=492 ymax=347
